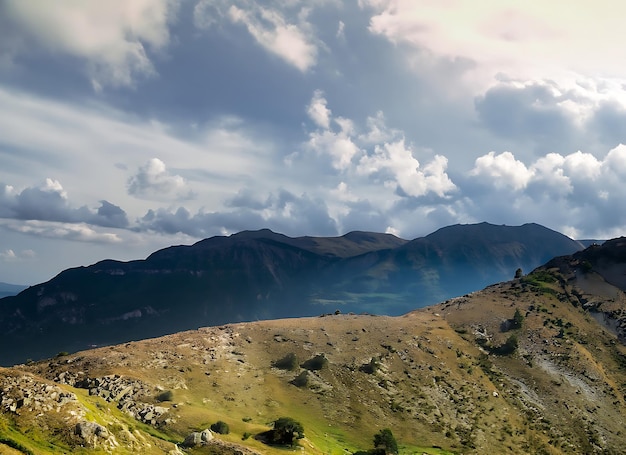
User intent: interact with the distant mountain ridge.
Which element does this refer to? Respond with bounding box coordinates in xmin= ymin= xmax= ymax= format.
xmin=0 ymin=222 xmax=584 ymax=365
xmin=0 ymin=282 xmax=27 ymax=299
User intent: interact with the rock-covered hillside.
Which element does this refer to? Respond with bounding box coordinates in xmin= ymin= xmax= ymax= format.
xmin=1 ymin=240 xmax=626 ymax=453
xmin=0 ymin=223 xmax=583 ymax=365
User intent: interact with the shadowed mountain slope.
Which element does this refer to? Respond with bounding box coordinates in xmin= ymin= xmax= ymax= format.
xmin=543 ymin=236 xmax=626 ymax=343
xmin=2 ymin=241 xmax=626 ymax=453
xmin=0 ymin=282 xmax=27 ymax=299
xmin=317 ymin=222 xmax=585 ymax=310
xmin=0 ymin=223 xmax=583 ymax=365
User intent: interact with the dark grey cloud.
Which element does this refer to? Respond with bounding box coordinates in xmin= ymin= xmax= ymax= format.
xmin=139 ymin=189 xmax=337 ymax=237
xmin=588 ymin=101 xmax=626 ymax=147
xmin=225 ymin=188 xmax=268 ymax=210
xmin=96 ymin=200 xmax=130 ymax=228
xmin=474 ymin=81 xmax=575 ymax=153
xmin=0 ymin=181 xmax=128 ymax=228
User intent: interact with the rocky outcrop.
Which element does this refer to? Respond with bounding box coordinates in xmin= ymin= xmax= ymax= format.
xmin=54 ymin=371 xmax=171 ymax=425
xmin=74 ymin=421 xmax=117 ymax=449
xmin=0 ymin=373 xmax=79 ymax=416
xmin=181 ymin=429 xmax=213 ymax=447
xmin=180 ymin=430 xmax=262 ymax=455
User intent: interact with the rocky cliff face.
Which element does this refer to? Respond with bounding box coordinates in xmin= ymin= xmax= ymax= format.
xmin=544 ymin=237 xmax=626 ymax=343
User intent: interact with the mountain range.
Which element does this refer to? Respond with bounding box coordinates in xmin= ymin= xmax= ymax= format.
xmin=0 ymin=222 xmax=586 ymax=365
xmin=1 ymin=233 xmax=625 ymax=454
xmin=0 ymin=282 xmax=27 ymax=299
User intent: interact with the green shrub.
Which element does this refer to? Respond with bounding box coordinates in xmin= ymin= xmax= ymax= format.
xmin=301 ymin=354 xmax=328 ymax=371
xmin=155 ymin=390 xmax=174 ymax=402
xmin=512 ymin=308 xmax=524 ymax=329
xmin=290 ymin=371 xmax=309 ymax=388
xmin=493 ymin=334 xmax=518 ymax=356
xmin=272 ymin=353 xmax=298 ymax=371
xmin=210 ymin=420 xmax=230 ymax=434
xmin=270 ymin=417 xmax=304 ymax=446
xmin=0 ymin=436 xmax=34 ymax=455
xmin=374 ymin=428 xmax=398 ymax=454
xmin=501 ymin=308 xmax=525 ymax=332
xmin=360 ymin=357 xmax=379 ymax=374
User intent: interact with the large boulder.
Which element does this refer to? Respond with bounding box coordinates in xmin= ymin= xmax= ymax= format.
xmin=181 ymin=428 xmax=213 ymax=447
xmin=74 ymin=421 xmax=111 ymax=447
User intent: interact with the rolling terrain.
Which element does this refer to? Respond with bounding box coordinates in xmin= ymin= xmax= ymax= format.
xmin=0 ymin=223 xmax=583 ymax=365
xmin=1 ymin=238 xmax=626 ymax=454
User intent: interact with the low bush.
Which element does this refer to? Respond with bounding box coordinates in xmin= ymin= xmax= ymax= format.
xmin=272 ymin=353 xmax=298 ymax=371
xmin=210 ymin=420 xmax=230 ymax=434
xmin=155 ymin=390 xmax=174 ymax=402
xmin=359 ymin=357 xmax=379 ymax=374
xmin=301 ymin=354 xmax=327 ymax=371
xmin=492 ymin=334 xmax=518 ymax=356
xmin=290 ymin=371 xmax=309 ymax=388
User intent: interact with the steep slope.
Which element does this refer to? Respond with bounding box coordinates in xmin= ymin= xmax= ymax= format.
xmin=2 ymin=259 xmax=626 ymax=454
xmin=544 ymin=236 xmax=626 ymax=343
xmin=0 ymin=223 xmax=583 ymax=365
xmin=429 ymin=262 xmax=626 ymax=454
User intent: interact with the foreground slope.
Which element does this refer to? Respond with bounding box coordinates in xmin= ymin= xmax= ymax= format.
xmin=2 ymin=241 xmax=626 ymax=454
xmin=0 ymin=223 xmax=583 ymax=365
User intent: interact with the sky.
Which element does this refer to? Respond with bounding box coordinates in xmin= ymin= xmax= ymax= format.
xmin=2 ymin=0 xmax=626 ymax=285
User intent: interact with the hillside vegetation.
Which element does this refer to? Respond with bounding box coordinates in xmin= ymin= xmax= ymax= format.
xmin=2 ymin=238 xmax=626 ymax=454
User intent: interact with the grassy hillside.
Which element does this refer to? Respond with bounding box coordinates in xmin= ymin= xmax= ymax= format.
xmin=2 ymin=256 xmax=626 ymax=454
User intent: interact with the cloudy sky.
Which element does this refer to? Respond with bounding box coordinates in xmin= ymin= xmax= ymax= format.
xmin=2 ymin=0 xmax=626 ymax=284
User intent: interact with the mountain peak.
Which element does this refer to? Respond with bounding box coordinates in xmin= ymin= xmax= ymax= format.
xmin=0 ymin=222 xmax=586 ymax=365
xmin=229 ymin=228 xmax=280 ymax=238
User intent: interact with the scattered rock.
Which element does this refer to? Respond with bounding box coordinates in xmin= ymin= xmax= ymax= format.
xmin=181 ymin=428 xmax=213 ymax=447
xmin=0 ymin=373 xmax=79 ymax=415
xmin=74 ymin=421 xmax=116 ymax=448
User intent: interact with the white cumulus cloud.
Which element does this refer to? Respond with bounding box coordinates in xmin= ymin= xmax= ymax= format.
xmin=4 ymin=220 xmax=122 ymax=244
xmin=603 ymin=144 xmax=626 ymax=177
xmin=127 ymin=158 xmax=194 ymax=200
xmin=0 ymin=248 xmax=36 ymax=262
xmin=562 ymin=151 xmax=602 ymax=181
xmin=307 ymin=90 xmax=332 ymax=129
xmin=0 ymin=249 xmax=17 ymax=261
xmin=2 ymin=0 xmax=178 ymax=89
xmin=228 ymin=4 xmax=317 ymax=72
xmin=358 ymin=140 xmax=456 ymax=198
xmin=470 ymin=151 xmax=533 ymax=191
xmin=360 ymin=0 xmax=626 ymax=84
